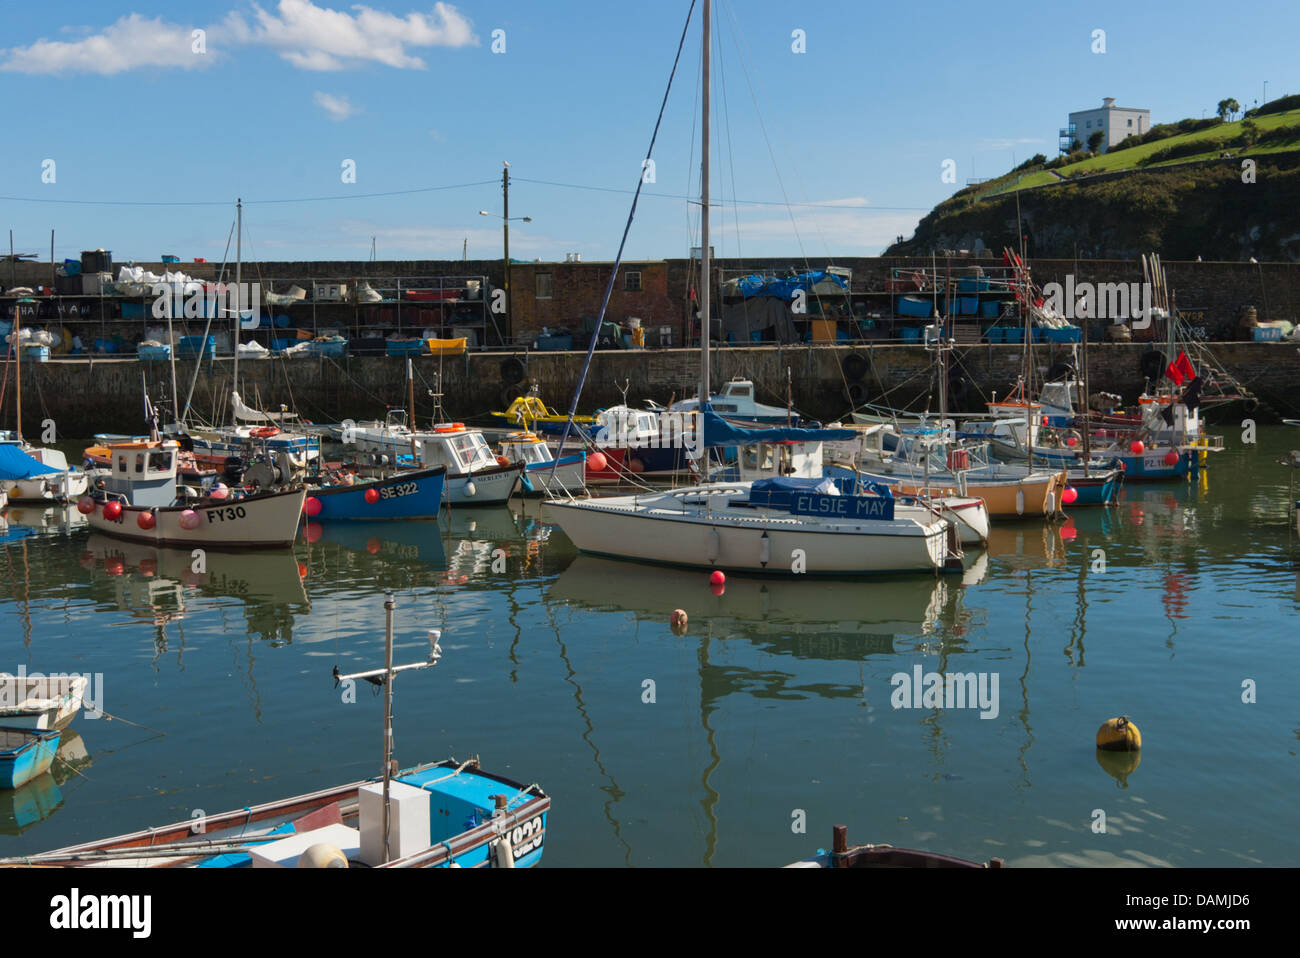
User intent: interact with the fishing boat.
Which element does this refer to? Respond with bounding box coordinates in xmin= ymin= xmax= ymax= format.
xmin=786 ymin=824 xmax=1004 ymax=869
xmin=304 ymin=465 xmax=447 ymax=520
xmin=348 ymin=414 xmax=522 ymax=505
xmin=498 ymin=432 xmax=586 ymax=496
xmin=669 ymin=378 xmax=803 ymax=423
xmin=80 ymin=437 xmax=305 ymax=549
xmin=3 ymin=595 xmax=550 ymax=868
xmin=0 ymin=729 xmax=61 ymax=790
xmin=0 ymin=674 xmax=88 ymax=731
xmin=582 ymin=402 xmax=697 ymax=482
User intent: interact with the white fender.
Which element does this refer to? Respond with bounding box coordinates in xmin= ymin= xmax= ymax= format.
xmin=1015 ymin=488 xmax=1025 ymax=516
xmin=495 ymin=835 xmax=516 ymax=869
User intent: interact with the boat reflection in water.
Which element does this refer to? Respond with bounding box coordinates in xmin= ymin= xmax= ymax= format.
xmin=552 ymin=555 xmax=973 ymax=653
xmin=0 ymin=730 xmax=92 ymax=836
xmin=2 ymin=503 xmax=87 ymax=540
xmin=82 ymin=535 xmax=308 ymax=644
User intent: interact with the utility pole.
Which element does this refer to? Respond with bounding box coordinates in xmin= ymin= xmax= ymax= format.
xmin=503 ymin=162 xmax=511 ymax=343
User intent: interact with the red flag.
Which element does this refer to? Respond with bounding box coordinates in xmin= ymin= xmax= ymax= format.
xmin=1165 ymin=351 xmax=1195 ymax=385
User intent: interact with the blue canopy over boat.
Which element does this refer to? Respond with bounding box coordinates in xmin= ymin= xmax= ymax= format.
xmin=702 ymin=406 xmax=856 ymax=448
xmin=0 ymin=444 xmax=59 ymax=480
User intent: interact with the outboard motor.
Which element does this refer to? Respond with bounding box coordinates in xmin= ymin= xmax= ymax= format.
xmin=223 ymin=455 xmax=246 ymax=486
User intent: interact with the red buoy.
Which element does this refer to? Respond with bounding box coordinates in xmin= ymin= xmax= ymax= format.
xmin=1065 ymin=436 xmax=1079 ymax=447
xmin=710 ymin=570 xmax=726 ymax=586
xmin=1164 ymin=450 xmax=1179 ymax=466
xmin=76 ymin=496 xmax=96 ymax=515
xmin=102 ymin=501 xmax=122 ymax=521
xmin=587 ymin=451 xmax=607 ymax=472
xmin=364 ymin=487 xmax=380 ymax=504
xmin=1062 ymin=487 xmax=1078 ymax=505
xmin=1129 ymin=440 xmax=1145 ymax=455
xmin=137 ymin=510 xmax=156 ymax=530
xmin=305 ymin=496 xmax=323 ymax=517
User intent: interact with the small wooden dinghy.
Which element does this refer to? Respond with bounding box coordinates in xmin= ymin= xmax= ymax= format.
xmin=785 ymin=824 xmax=1004 ymax=869
xmin=0 ymin=729 xmax=61 ymax=790
xmin=0 ymin=673 xmax=88 ymax=731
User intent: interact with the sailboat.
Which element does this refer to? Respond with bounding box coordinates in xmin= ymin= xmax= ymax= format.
xmin=171 ymin=201 xmax=319 ymax=472
xmin=545 ymin=4 xmax=965 ymax=576
xmin=0 ymin=309 xmax=89 ymax=503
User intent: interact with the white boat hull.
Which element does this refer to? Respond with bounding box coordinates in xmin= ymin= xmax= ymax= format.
xmin=86 ymin=489 xmax=306 ymax=549
xmin=446 ymin=465 xmax=521 ymax=505
xmin=544 ymin=489 xmax=951 ymax=575
xmin=0 ymin=674 xmax=88 ymax=731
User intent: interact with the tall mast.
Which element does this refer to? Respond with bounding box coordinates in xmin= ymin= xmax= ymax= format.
xmin=381 ymin=590 xmax=395 ymax=863
xmin=699 ymin=0 xmax=711 ymax=407
xmin=14 ymin=309 xmax=22 ymax=441
xmin=233 ymin=198 xmax=242 ymax=422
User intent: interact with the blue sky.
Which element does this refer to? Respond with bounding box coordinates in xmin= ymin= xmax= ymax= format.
xmin=0 ymin=0 xmax=1294 ymax=265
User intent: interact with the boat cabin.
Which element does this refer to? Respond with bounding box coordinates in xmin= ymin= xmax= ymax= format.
xmin=595 ymin=406 xmax=660 ymax=448
xmin=102 ymin=441 xmax=179 ymax=508
xmin=498 ymin=432 xmax=554 ymax=466
xmin=416 ymin=426 xmax=499 ymax=476
xmin=736 ymin=441 xmax=823 ymax=481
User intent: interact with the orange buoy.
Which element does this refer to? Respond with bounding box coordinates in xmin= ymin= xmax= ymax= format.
xmin=1096 ymin=715 xmax=1141 ymax=751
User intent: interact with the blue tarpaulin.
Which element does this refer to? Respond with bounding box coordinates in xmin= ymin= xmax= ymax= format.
xmin=702 ymin=406 xmax=855 ymax=448
xmin=0 ymin=444 xmax=60 ymax=480
xmin=727 ymin=270 xmax=848 ymax=301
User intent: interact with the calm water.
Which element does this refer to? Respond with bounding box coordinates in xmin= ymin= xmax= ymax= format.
xmin=2 ymin=429 xmax=1298 ymax=867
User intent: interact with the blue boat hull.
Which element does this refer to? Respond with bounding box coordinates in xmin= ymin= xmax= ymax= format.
xmin=310 ymin=467 xmax=446 ymax=520
xmin=1066 ymin=470 xmax=1122 ymax=506
xmin=0 ymin=730 xmax=61 ymax=790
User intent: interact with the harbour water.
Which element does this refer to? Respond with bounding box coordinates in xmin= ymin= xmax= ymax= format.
xmin=1 ymin=429 xmax=1297 ymax=866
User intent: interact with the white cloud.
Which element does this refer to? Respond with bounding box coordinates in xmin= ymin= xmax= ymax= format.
xmin=225 ymin=0 xmax=477 ymax=71
xmin=0 ymin=14 xmax=213 ymax=76
xmin=314 ymin=91 xmax=359 ymax=120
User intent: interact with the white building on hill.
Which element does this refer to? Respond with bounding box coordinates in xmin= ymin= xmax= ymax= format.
xmin=1059 ymin=98 xmax=1151 ymax=153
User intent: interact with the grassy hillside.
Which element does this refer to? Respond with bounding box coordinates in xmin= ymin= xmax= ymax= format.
xmin=888 ymin=106 xmax=1300 ymax=260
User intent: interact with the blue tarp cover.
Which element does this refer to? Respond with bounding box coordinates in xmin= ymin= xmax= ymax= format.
xmin=0 ymin=444 xmax=59 ymax=480
xmin=730 ymin=270 xmax=848 ymax=301
xmin=702 ymin=407 xmax=855 ymax=448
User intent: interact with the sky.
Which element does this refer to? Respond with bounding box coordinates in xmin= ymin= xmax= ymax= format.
xmin=0 ymin=0 xmax=1295 ymax=265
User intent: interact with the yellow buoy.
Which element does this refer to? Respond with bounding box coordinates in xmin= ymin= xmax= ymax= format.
xmin=1096 ymin=715 xmax=1141 ymax=752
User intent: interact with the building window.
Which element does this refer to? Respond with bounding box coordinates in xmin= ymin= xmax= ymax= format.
xmin=1127 ymin=118 xmax=1133 ymax=127
xmin=625 ymin=270 xmax=642 ymax=292
xmin=536 ymin=273 xmax=553 ymax=299
xmin=1086 ymin=120 xmax=1092 ymax=128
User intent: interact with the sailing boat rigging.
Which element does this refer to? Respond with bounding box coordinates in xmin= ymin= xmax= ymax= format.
xmin=544 ymin=0 xmax=965 ymax=575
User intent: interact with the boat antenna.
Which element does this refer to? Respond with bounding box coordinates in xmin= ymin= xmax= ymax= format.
xmin=331 ymin=592 xmax=443 ymax=864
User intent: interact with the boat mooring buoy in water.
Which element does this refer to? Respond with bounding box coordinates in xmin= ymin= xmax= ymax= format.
xmin=1096 ymin=715 xmax=1142 ymax=751
xmin=670 ymin=609 xmax=688 ymax=635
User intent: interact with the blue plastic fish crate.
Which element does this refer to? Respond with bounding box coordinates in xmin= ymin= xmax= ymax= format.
xmin=1046 ymin=326 xmax=1082 ymax=343
xmin=309 ymin=340 xmax=348 ymax=358
xmin=984 ymin=327 xmax=1004 ymax=343
xmin=896 ymin=296 xmax=931 ymax=318
xmin=535 ymin=334 xmax=573 ymax=351
xmin=1252 ymin=325 xmax=1282 ymax=342
xmin=386 ymin=339 xmax=426 ymax=357
xmin=138 ymin=344 xmax=171 ymax=362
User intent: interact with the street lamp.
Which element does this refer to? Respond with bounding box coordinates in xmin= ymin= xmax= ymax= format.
xmin=479 ymin=162 xmax=532 ymax=345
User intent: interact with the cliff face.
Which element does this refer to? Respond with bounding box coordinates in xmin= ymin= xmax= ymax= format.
xmin=888 ymin=154 xmax=1300 ymax=261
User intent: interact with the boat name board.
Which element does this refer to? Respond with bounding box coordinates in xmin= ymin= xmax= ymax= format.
xmin=790 ymin=493 xmax=894 ymax=522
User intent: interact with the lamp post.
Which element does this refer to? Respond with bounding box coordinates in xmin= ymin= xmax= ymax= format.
xmin=480 ymin=162 xmax=531 ymax=345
